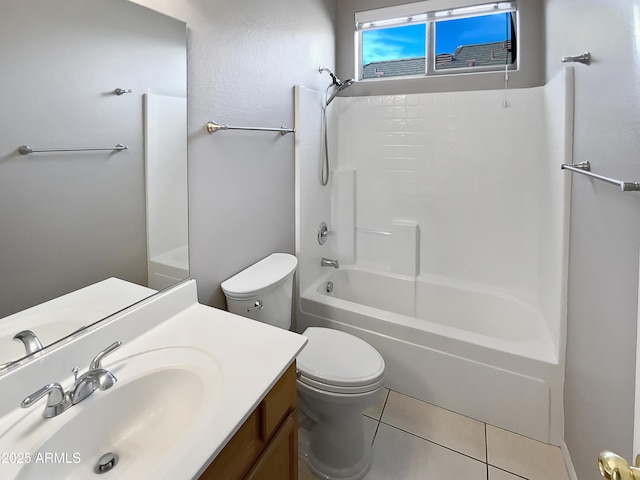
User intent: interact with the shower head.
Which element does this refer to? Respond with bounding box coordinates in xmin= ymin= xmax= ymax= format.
xmin=326 ymin=79 xmax=354 ymax=105
xmin=337 ymin=78 xmax=355 ymax=91
xmin=319 ymin=66 xmax=355 ymax=105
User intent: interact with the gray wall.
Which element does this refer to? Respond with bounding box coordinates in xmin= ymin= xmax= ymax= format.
xmin=0 ymin=0 xmax=186 ymax=318
xmin=133 ymin=0 xmax=337 ymax=308
xmin=546 ymin=1 xmax=640 ymax=478
xmin=335 ymin=0 xmax=546 ymax=97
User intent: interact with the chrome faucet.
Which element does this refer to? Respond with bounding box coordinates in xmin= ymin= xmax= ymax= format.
xmin=20 ymin=341 xmax=121 ymax=418
xmin=70 ymin=368 xmax=117 ymax=405
xmin=14 ymin=330 xmax=43 ymax=355
xmin=70 ymin=340 xmax=121 ymax=405
xmin=321 ymin=257 xmax=339 ymax=268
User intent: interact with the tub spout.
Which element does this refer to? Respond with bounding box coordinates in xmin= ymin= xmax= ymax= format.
xmin=321 ymin=258 xmax=339 ymax=269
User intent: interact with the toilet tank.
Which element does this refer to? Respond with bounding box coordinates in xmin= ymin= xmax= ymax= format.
xmin=220 ymin=253 xmax=298 ymax=330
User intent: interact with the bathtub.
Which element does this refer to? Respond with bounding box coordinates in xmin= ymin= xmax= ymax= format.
xmin=148 ymin=245 xmax=189 ymax=290
xmin=297 ymin=266 xmax=564 ymax=445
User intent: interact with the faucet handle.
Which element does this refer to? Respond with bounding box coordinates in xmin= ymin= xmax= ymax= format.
xmin=21 ymin=383 xmax=64 ymax=408
xmin=21 ymin=382 xmax=71 ymax=417
xmin=89 ymin=341 xmax=122 ymax=370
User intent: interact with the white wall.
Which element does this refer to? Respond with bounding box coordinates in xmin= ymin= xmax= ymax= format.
xmin=132 ymin=0 xmax=337 ymax=308
xmin=546 ymin=1 xmax=640 ymax=479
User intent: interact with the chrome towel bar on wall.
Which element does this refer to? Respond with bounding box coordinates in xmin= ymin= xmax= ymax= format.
xmin=561 ymin=161 xmax=640 ymax=192
xmin=205 ymin=120 xmax=294 ymax=135
xmin=18 ymin=144 xmax=128 ymax=155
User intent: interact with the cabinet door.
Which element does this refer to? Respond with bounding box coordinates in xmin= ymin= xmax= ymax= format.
xmin=261 ymin=364 xmax=297 ymax=441
xmin=199 ymin=363 xmax=297 ymax=480
xmin=198 ymin=409 xmax=263 ymax=480
xmin=245 ymin=411 xmax=298 ymax=480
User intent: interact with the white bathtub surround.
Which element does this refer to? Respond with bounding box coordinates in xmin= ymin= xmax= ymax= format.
xmin=144 ymin=93 xmax=189 ymax=291
xmin=295 ymin=68 xmax=574 ymax=445
xmin=295 ymin=86 xmax=334 ymax=298
xmin=390 ymin=220 xmax=420 ymax=277
xmin=148 ymin=244 xmax=189 ymax=290
xmin=332 ymin=169 xmax=357 ymax=264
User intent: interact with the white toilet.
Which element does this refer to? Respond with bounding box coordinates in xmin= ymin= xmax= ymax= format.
xmin=221 ymin=253 xmax=385 ymax=480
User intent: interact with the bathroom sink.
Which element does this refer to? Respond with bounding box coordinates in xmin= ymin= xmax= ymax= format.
xmin=0 ymin=280 xmax=307 ymax=480
xmin=0 ymin=346 xmax=222 ymax=479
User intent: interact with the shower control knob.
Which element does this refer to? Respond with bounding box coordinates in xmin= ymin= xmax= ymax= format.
xmin=318 ymin=222 xmax=330 ymax=245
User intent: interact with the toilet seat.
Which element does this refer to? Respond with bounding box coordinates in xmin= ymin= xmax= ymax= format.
xmin=297 ymin=327 xmax=385 ymax=395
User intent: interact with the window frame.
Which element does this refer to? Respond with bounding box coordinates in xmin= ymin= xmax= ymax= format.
xmin=356 ymin=1 xmax=518 ymax=82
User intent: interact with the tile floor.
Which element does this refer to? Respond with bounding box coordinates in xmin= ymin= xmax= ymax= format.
xmin=298 ymin=389 xmax=570 ymax=480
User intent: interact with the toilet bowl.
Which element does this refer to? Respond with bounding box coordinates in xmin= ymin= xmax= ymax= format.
xmin=297 ymin=327 xmax=384 ymax=479
xmin=221 ymin=253 xmax=385 ymax=480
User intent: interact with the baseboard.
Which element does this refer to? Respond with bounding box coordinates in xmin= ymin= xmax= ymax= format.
xmin=561 ymin=441 xmax=579 ymax=480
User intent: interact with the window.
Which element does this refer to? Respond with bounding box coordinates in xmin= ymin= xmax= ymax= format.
xmin=357 ymin=2 xmax=517 ymax=80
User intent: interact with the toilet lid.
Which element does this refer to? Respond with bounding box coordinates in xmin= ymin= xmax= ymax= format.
xmin=297 ymin=327 xmax=385 ymax=393
xmin=221 ymin=253 xmax=297 ymax=299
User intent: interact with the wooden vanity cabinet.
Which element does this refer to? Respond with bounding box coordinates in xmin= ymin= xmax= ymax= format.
xmin=199 ymin=362 xmax=298 ymax=480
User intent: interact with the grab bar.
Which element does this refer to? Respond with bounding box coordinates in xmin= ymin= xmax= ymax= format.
xmin=561 ymin=162 xmax=640 ymax=192
xmin=18 ymin=144 xmax=128 ymax=156
xmin=205 ymin=121 xmax=294 ymax=135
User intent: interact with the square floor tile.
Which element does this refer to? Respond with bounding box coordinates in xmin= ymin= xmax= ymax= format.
xmin=486 ymin=425 xmax=568 ymax=480
xmin=364 ymin=415 xmax=379 ymax=446
xmin=489 ymin=466 xmax=527 ymax=480
xmin=367 ymin=423 xmax=487 ymax=480
xmin=364 ymin=388 xmax=389 ymax=420
xmin=381 ymin=391 xmax=486 ymax=461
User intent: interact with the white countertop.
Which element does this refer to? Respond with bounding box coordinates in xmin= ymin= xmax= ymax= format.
xmin=127 ymin=302 xmax=308 ymax=479
xmin=0 ymin=280 xmax=307 ymax=480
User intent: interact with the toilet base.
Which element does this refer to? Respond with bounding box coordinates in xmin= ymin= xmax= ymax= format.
xmin=304 ymin=451 xmax=372 ymax=480
xmin=297 ymin=401 xmax=373 ymax=480
xmin=299 ymin=429 xmax=372 ymax=480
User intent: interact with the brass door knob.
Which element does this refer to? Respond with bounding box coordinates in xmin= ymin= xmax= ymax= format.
xmin=598 ymin=451 xmax=640 ymax=480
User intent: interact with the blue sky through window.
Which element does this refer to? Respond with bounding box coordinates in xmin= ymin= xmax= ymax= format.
xmin=362 ymin=12 xmax=511 ymax=64
xmin=435 ymin=13 xmax=511 ymax=54
xmin=362 ymin=24 xmax=426 ymax=64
